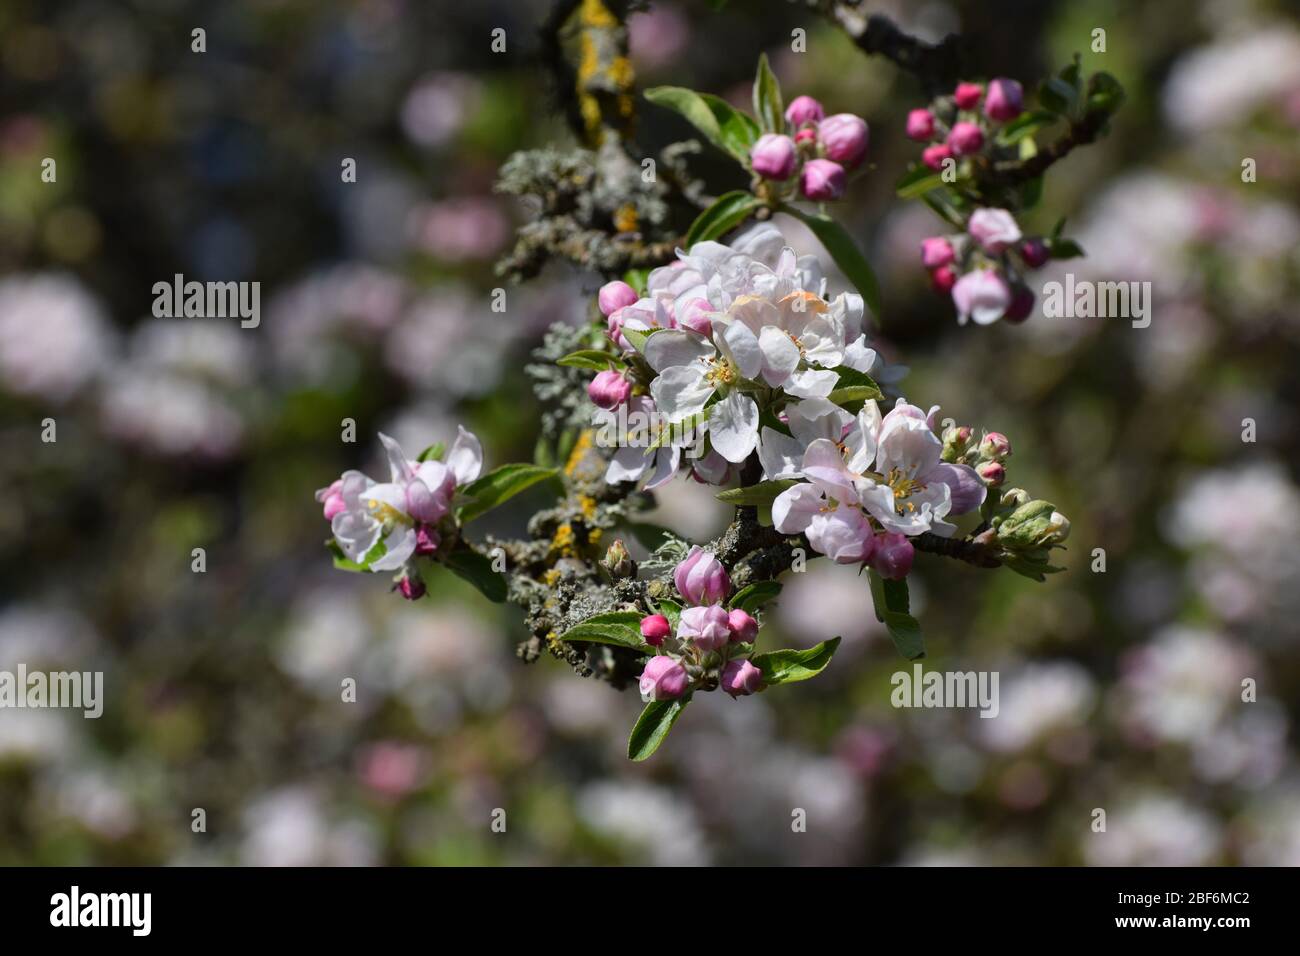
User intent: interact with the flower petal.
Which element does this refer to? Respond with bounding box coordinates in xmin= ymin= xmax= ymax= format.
xmin=757 ymin=426 xmax=805 ymax=479
xmin=772 ymin=482 xmax=825 ymax=534
xmin=650 ymin=366 xmax=713 ymax=422
xmin=716 ymin=319 xmax=763 ymax=381
xmin=707 ymin=391 xmax=760 ymax=463
xmin=644 ymin=329 xmax=715 ymax=373
xmin=757 ymin=325 xmax=801 ymax=386
xmin=446 ymin=426 xmax=483 ymax=486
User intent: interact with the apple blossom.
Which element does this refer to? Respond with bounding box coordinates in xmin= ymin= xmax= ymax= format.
xmin=598 ymin=280 xmax=639 ymax=317
xmin=727 ymin=608 xmax=759 ymax=644
xmin=674 ymin=546 xmax=731 ymax=606
xmin=951 ymin=269 xmax=1012 ymax=326
xmin=588 ymin=369 xmax=632 ymax=409
xmin=947 ymin=121 xmax=984 ymax=155
xmin=984 ymin=78 xmax=1024 ymax=122
xmin=640 ymin=656 xmax=689 ymax=702
xmin=818 ymin=114 xmax=869 ymax=168
xmin=801 ymin=158 xmax=846 ymax=200
xmin=872 ymin=532 xmax=915 ymax=580
xmin=954 ymin=82 xmax=984 ymax=110
xmin=721 ymin=659 xmax=763 ymax=698
xmin=921 ymin=237 xmax=955 ymax=269
xmin=980 ymin=432 xmax=1011 ymax=459
xmin=922 ymin=144 xmax=952 ymax=170
xmin=906 ymin=108 xmax=936 ymax=140
xmin=785 ymin=94 xmax=825 ymax=126
xmin=640 ymin=614 xmax=671 ymax=646
xmin=1020 ymin=237 xmax=1050 ymax=268
xmin=968 ymin=208 xmax=1023 ymax=253
xmin=677 ymin=604 xmax=732 ymax=652
xmin=751 ymin=133 xmax=798 ymax=179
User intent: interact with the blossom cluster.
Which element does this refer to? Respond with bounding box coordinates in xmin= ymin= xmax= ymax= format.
xmin=316 ymin=428 xmax=483 ymax=598
xmin=749 ymin=95 xmax=870 ymax=201
xmin=922 ymin=207 xmax=1053 ymax=325
xmin=906 ymin=78 xmax=1025 ymax=170
xmin=585 ymin=224 xmax=900 ymax=487
xmin=637 ymin=547 xmax=763 ymax=703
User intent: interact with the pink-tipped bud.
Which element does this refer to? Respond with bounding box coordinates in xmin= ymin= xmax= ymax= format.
xmin=317 ymin=479 xmax=346 ymax=520
xmin=872 ymin=533 xmax=914 ymax=581
xmin=727 ymin=608 xmax=759 ymax=644
xmin=980 ymin=432 xmax=1011 ymax=459
xmin=640 ymin=614 xmax=671 ymax=646
xmin=920 ymin=237 xmax=955 ymax=269
xmin=800 ymin=158 xmax=846 ymax=200
xmin=673 ymin=546 xmax=730 ymax=606
xmin=921 ymin=143 xmax=952 ymax=171
xmin=984 ymin=78 xmax=1024 ymax=122
xmin=639 ymin=655 xmax=689 ymax=702
xmin=794 ymin=127 xmax=817 ymax=145
xmin=1020 ymin=238 xmax=1050 ymax=268
xmin=587 ymin=369 xmax=632 ymax=410
xmin=818 ymin=114 xmax=869 ymax=168
xmin=954 ymin=82 xmax=984 ymax=110
xmin=906 ymin=108 xmax=936 ymax=141
xmin=976 ymin=460 xmax=1006 ymax=486
xmin=414 ymin=524 xmax=440 ymax=557
xmin=947 ymin=121 xmax=984 ymax=156
xmin=952 ymin=269 xmax=1012 ymax=326
xmin=930 ymin=265 xmax=957 ymax=294
xmin=750 ymin=133 xmax=798 ymax=180
xmin=598 ymin=281 xmax=638 ymax=317
xmin=785 ymin=95 xmax=825 ymax=127
xmin=677 ymin=604 xmax=732 ymax=652
xmin=397 ymin=574 xmax=426 ymax=600
xmin=1004 ymin=286 xmax=1035 ymax=324
xmin=678 ymin=297 xmax=713 ymax=337
xmin=721 ymin=658 xmax=763 ymax=698
xmin=968 ymin=207 xmax=1023 ymax=254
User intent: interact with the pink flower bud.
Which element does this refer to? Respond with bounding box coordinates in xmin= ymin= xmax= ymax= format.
xmin=750 ymin=133 xmax=797 ymax=180
xmin=906 ymin=108 xmax=936 ymax=141
xmin=930 ymin=265 xmax=957 ymax=294
xmin=727 ymin=608 xmax=759 ymax=644
xmin=677 ymin=604 xmax=732 ymax=652
xmin=954 ymin=82 xmax=984 ymax=110
xmin=414 ymin=524 xmax=440 ymax=557
xmin=968 ymin=208 xmax=1022 ymax=253
xmin=921 ymin=144 xmax=952 ymax=171
xmin=1020 ymin=238 xmax=1050 ymax=268
xmin=640 ymin=614 xmax=671 ymax=646
xmin=980 ymin=432 xmax=1011 ymax=459
xmin=598 ymin=280 xmax=639 ymax=317
xmin=317 ymin=479 xmax=346 ymax=520
xmin=794 ymin=127 xmax=817 ymax=145
xmin=920 ymin=237 xmax=955 ymax=269
xmin=721 ymin=658 xmax=763 ymax=698
xmin=587 ymin=369 xmax=632 ymax=410
xmin=946 ymin=121 xmax=984 ymax=156
xmin=800 ymin=158 xmax=846 ymax=201
xmin=397 ymin=575 xmax=426 ymax=600
xmin=818 ymin=114 xmax=869 ymax=168
xmin=872 ymin=533 xmax=914 ymax=580
xmin=984 ymin=78 xmax=1024 ymax=122
xmin=951 ymin=268 xmax=1011 ymax=325
xmin=639 ymin=655 xmax=689 ymax=702
xmin=1004 ymin=286 xmax=1035 ymax=324
xmin=678 ymin=297 xmax=713 ymax=337
xmin=785 ymin=95 xmax=825 ymax=127
xmin=977 ymin=460 xmax=1006 ymax=486
xmin=674 ymin=546 xmax=730 ymax=606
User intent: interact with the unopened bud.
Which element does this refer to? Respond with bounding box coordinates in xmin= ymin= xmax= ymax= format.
xmin=602 ymin=539 xmax=635 ymax=578
xmin=721 ymin=658 xmax=763 ymax=698
xmin=640 ymin=614 xmax=671 ymax=646
xmin=727 ymin=608 xmax=759 ymax=644
xmin=980 ymin=432 xmax=1011 ymax=459
xmin=598 ymin=281 xmax=638 ymax=317
xmin=976 ymin=460 xmax=1006 ymax=486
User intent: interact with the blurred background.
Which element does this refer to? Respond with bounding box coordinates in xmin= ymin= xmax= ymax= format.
xmin=2 ymin=0 xmax=1298 ymax=865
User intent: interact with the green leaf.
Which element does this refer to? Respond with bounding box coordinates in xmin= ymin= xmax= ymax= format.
xmin=699 ymin=92 xmax=761 ymax=158
xmin=328 ymin=538 xmax=386 ymax=572
xmin=1086 ymin=71 xmax=1125 ymax=115
xmin=1037 ymin=79 xmax=1072 ymax=116
xmin=752 ymin=53 xmax=784 ymax=133
xmin=441 ymin=549 xmax=507 ymax=603
xmin=868 ymin=572 xmax=925 ymax=659
xmin=686 ymin=190 xmax=763 ymax=247
xmin=1018 ymin=174 xmax=1044 ymax=211
xmin=655 ymin=598 xmax=682 ymax=631
xmin=751 ymin=636 xmax=841 ymax=685
xmin=729 ymin=580 xmax=782 ymax=614
xmin=995 ymin=109 xmax=1057 ymax=146
xmin=895 ymin=165 xmax=945 ymax=199
xmin=620 ymin=326 xmax=660 ymax=354
xmin=1048 ymin=237 xmax=1085 ymax=259
xmin=558 ymin=611 xmax=651 ymax=652
xmin=716 ymin=478 xmax=798 ymax=506
xmin=417 ymin=442 xmax=445 ymax=463
xmin=457 ymin=464 xmax=560 ymax=523
xmin=826 ymin=366 xmax=882 ymax=408
xmin=628 ymin=697 xmax=689 ymax=761
xmin=557 ymin=349 xmax=617 ymax=371
xmin=780 ymin=205 xmax=881 ymax=319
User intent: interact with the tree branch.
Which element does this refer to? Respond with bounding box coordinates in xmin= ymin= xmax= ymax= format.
xmin=804 ymin=2 xmax=965 ymax=93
